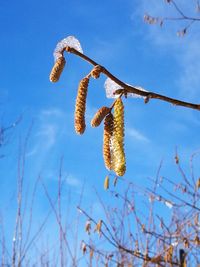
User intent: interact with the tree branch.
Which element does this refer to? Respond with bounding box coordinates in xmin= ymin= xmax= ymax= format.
xmin=65 ymin=46 xmax=200 ymax=111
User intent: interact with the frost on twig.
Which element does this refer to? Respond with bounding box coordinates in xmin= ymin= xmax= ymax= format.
xmin=53 ymin=36 xmax=83 ymax=62
xmin=104 ymin=78 xmax=148 ymax=99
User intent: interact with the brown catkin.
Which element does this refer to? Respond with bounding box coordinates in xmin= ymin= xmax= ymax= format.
xmin=74 ymin=77 xmax=89 ymax=134
xmin=49 ymin=57 xmax=66 ymax=82
xmin=90 ymin=65 xmax=102 ymax=79
xmin=103 ymin=113 xmax=113 ymax=170
xmin=112 ymin=98 xmax=126 ymax=176
xmin=91 ymin=107 xmax=110 ymax=127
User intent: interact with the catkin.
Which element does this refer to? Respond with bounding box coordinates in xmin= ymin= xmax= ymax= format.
xmin=103 ymin=113 xmax=113 ymax=170
xmin=112 ymin=98 xmax=126 ymax=176
xmin=49 ymin=57 xmax=66 ymax=82
xmin=104 ymin=175 xmax=109 ymax=190
xmin=91 ymin=107 xmax=110 ymax=127
xmin=74 ymin=77 xmax=89 ymax=134
xmin=95 ymin=220 xmax=102 ymax=235
xmin=90 ymin=65 xmax=102 ymax=79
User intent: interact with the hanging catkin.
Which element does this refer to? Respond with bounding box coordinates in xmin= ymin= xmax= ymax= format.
xmin=112 ymin=98 xmax=126 ymax=176
xmin=103 ymin=113 xmax=113 ymax=170
xmin=104 ymin=175 xmax=109 ymax=190
xmin=91 ymin=107 xmax=110 ymax=127
xmin=49 ymin=57 xmax=66 ymax=82
xmin=90 ymin=65 xmax=102 ymax=79
xmin=74 ymin=77 xmax=89 ymax=134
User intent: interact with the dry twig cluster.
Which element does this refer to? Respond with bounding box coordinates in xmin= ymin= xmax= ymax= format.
xmin=78 ymin=152 xmax=200 ymax=266
xmin=48 ymin=37 xmax=200 ymax=265
xmin=144 ymin=0 xmax=200 ymax=36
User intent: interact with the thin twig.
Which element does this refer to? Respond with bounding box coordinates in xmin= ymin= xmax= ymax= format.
xmin=65 ymin=46 xmax=200 ymax=111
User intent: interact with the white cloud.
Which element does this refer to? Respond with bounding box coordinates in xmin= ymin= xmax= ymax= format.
xmin=126 ymin=127 xmax=150 ymax=143
xmin=26 ymin=146 xmax=38 ymax=157
xmin=26 ymin=108 xmax=66 ymax=158
xmin=40 ymin=108 xmax=64 ymax=118
xmin=177 ymin=40 xmax=200 ymax=100
xmin=35 ymin=107 xmax=67 ymax=150
xmin=36 ymin=123 xmax=58 ymax=149
xmin=65 ymin=174 xmax=81 ymax=187
xmin=42 ymin=169 xmax=82 ymax=189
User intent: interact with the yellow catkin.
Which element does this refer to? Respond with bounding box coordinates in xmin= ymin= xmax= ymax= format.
xmin=104 ymin=175 xmax=109 ymax=190
xmin=103 ymin=113 xmax=113 ymax=170
xmin=90 ymin=65 xmax=102 ymax=79
xmin=164 ymin=245 xmax=173 ymax=263
xmin=74 ymin=77 xmax=89 ymax=134
xmin=91 ymin=106 xmax=110 ymax=127
xmin=112 ymin=98 xmax=126 ymax=176
xmin=49 ymin=57 xmax=66 ymax=82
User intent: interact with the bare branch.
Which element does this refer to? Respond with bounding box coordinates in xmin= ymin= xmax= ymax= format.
xmin=65 ymin=46 xmax=200 ymax=111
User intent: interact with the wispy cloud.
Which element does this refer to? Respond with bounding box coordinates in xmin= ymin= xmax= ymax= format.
xmin=41 ymin=167 xmax=82 ymax=190
xmin=36 ymin=108 xmax=65 ymax=150
xmin=26 ymin=107 xmax=67 ymax=157
xmin=40 ymin=108 xmax=64 ymax=118
xmin=177 ymin=40 xmax=200 ymax=100
xmin=126 ymin=127 xmax=150 ymax=143
xmin=25 ymin=146 xmax=38 ymax=157
xmin=36 ymin=123 xmax=58 ymax=149
xmin=65 ymin=174 xmax=81 ymax=188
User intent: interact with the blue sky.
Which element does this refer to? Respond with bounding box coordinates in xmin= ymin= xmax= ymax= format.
xmin=0 ymin=0 xmax=200 ymax=265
